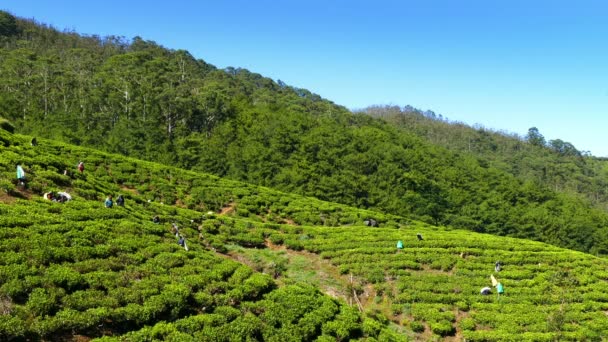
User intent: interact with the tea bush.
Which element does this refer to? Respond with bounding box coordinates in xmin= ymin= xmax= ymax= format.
xmin=2 ymin=131 xmax=608 ymax=340
xmin=259 ymin=222 xmax=608 ymax=340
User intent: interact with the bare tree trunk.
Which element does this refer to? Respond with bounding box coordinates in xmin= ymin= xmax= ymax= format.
xmin=42 ymin=68 xmax=48 ymax=119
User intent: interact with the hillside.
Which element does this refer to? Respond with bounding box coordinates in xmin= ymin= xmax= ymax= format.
xmin=0 ymin=129 xmax=406 ymax=341
xmin=362 ymin=105 xmax=608 ymax=210
xmin=2 ymin=125 xmax=608 ymax=341
xmin=2 ymin=10 xmax=608 ymax=257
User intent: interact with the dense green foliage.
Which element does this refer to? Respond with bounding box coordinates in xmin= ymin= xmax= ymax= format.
xmin=364 ymin=105 xmax=608 ymax=209
xmin=2 ymin=11 xmax=608 ymax=256
xmin=252 ymin=224 xmax=608 ymax=341
xmin=2 ymin=119 xmax=608 ymax=340
xmin=0 ymin=129 xmax=404 ymax=341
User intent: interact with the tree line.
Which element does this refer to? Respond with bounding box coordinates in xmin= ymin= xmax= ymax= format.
xmin=2 ymin=10 xmax=608 ymax=254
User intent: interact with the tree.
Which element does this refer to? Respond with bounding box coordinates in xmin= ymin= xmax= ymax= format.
xmin=526 ymin=127 xmax=546 ymax=147
xmin=0 ymin=11 xmax=18 ymax=37
xmin=548 ymin=139 xmax=580 ymax=157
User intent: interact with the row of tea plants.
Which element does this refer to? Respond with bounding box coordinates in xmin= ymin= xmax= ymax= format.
xmin=0 ymin=129 xmax=404 ymax=340
xmin=250 ymin=224 xmax=608 ymax=341
xmin=3 ymin=127 xmax=608 ymax=340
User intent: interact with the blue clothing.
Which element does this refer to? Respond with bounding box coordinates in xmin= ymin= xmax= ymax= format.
xmin=105 ymin=198 xmax=113 ymax=208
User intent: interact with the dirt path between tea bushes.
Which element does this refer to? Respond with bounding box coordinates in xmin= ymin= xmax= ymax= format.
xmin=224 ymin=239 xmax=371 ymax=308
xmin=222 ymin=238 xmax=469 ymax=340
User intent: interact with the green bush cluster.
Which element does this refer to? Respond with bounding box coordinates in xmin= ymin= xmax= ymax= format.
xmin=0 ymin=118 xmax=14 ymax=134
xmin=0 ymin=131 xmax=403 ymax=340
xmin=263 ymin=222 xmax=608 ymax=340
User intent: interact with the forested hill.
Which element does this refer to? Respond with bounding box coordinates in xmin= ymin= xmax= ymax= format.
xmin=362 ymin=105 xmax=608 ymax=211
xmin=2 ymin=11 xmax=608 ymax=254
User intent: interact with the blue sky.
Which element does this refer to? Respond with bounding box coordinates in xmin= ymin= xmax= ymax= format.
xmin=5 ymin=1 xmax=608 ymax=156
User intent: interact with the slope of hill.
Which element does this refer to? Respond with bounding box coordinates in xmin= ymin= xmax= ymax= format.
xmin=2 ymin=126 xmax=608 ymax=341
xmin=0 ymin=129 xmax=405 ymax=341
xmin=253 ymin=226 xmax=608 ymax=341
xmin=363 ymin=105 xmax=608 ymax=210
xmin=2 ymin=10 xmax=608 ymax=257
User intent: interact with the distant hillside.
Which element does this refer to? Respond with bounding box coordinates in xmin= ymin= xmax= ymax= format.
xmin=362 ymin=105 xmax=608 ymax=210
xmin=1 ymin=128 xmax=608 ymax=340
xmin=2 ymin=11 xmax=608 ymax=255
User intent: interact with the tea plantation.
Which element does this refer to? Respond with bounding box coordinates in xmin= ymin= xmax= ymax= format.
xmin=259 ymin=226 xmax=608 ymax=341
xmin=0 ymin=130 xmax=404 ymax=340
xmin=1 ymin=127 xmax=608 ymax=341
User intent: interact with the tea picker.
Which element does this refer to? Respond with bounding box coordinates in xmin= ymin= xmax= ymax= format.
xmin=177 ymin=234 xmax=188 ymax=251
xmin=497 ymin=282 xmax=504 ymax=295
xmin=16 ymin=164 xmax=26 ymax=187
xmin=116 ymin=194 xmax=125 ymax=206
xmin=171 ymin=223 xmax=180 ymax=237
xmin=364 ymin=218 xmax=378 ymax=227
xmin=104 ymin=195 xmax=113 ymax=208
xmin=490 ymin=274 xmax=504 ymax=299
xmin=57 ymin=192 xmax=71 ymax=203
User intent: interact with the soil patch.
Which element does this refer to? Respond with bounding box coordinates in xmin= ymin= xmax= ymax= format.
xmin=225 ymin=239 xmax=370 ymax=308
xmin=0 ymin=192 xmax=17 ymax=203
xmin=220 ymin=202 xmax=235 ymax=215
xmin=119 ymin=185 xmax=139 ymax=195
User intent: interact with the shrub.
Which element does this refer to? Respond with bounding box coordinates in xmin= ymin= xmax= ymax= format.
xmin=459 ymin=317 xmax=476 ymax=331
xmin=0 ymin=315 xmax=25 ymax=339
xmin=0 ymin=179 xmax=15 ymax=195
xmin=210 ymin=239 xmax=229 ymax=254
xmin=284 ymin=240 xmax=304 ymax=251
xmin=367 ymin=268 xmax=385 ymax=284
xmin=26 ymin=288 xmax=57 ymax=316
xmin=213 ymin=306 xmax=241 ymax=322
xmin=241 ymin=273 xmax=275 ymax=300
xmin=30 ymin=316 xmax=62 ymax=338
xmin=52 ymin=307 xmax=109 ymax=333
xmin=0 ymin=118 xmax=14 ymax=134
xmin=193 ymin=291 xmax=214 ymax=310
xmin=269 ymin=234 xmax=284 ymax=245
xmin=45 ymin=265 xmax=84 ymax=290
xmin=321 ymin=306 xmax=361 ymax=340
xmin=431 ymin=320 xmax=455 ymax=336
xmin=362 ymin=317 xmax=383 ymax=337
xmin=410 ymin=321 xmax=425 ymax=333
xmin=62 ymin=289 xmax=118 ymax=311
xmin=0 ymin=279 xmax=26 ymax=302
xmin=114 ymin=303 xmax=151 ymax=326
xmin=455 ymin=300 xmax=470 ymax=312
